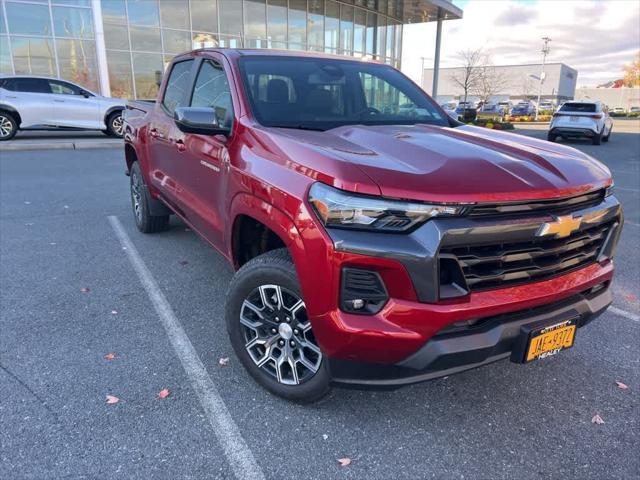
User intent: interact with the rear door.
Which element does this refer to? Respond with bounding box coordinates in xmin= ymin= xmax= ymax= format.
xmin=47 ymin=80 xmax=101 ymax=129
xmin=0 ymin=77 xmax=54 ymax=127
xmin=172 ymin=54 xmax=236 ymax=248
xmin=147 ymin=59 xmax=195 ymax=208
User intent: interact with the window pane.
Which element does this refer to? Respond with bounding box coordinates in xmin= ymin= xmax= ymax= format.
xmin=267 ymin=0 xmax=287 ymax=46
xmin=354 ymin=8 xmax=365 ymax=54
xmin=325 ymin=1 xmax=339 ymax=53
xmin=53 ymin=7 xmax=94 ymax=39
xmin=132 ymin=52 xmax=163 ymax=99
xmin=191 ymin=60 xmax=233 ymax=129
xmin=395 ymin=23 xmax=402 ymax=63
xmin=219 ymin=0 xmax=242 ymax=36
xmin=5 ymin=2 xmax=52 ymax=35
xmin=160 ymin=0 xmax=190 ymax=30
xmin=127 ymin=0 xmax=159 ymax=26
xmin=11 ymin=37 xmax=56 ymax=75
xmin=340 ymin=4 xmax=353 ymax=54
xmin=104 ymin=23 xmax=129 ymax=50
xmin=288 ymin=0 xmax=306 ymax=49
xmin=0 ymin=6 xmax=6 ymax=34
xmin=102 ymin=0 xmax=127 ymax=24
xmin=162 ymin=29 xmax=191 ymax=53
xmin=190 ymin=0 xmax=217 ymax=33
xmin=53 ymin=0 xmax=91 ymax=6
xmin=376 ymin=14 xmax=386 ymax=59
xmin=130 ymin=26 xmax=161 ymax=51
xmin=56 ymin=39 xmax=99 ymax=91
xmin=162 ymin=59 xmax=193 ymax=113
xmin=0 ymin=36 xmax=12 ymax=74
xmin=386 ymin=21 xmax=394 ymax=59
xmin=193 ymin=32 xmax=219 ymax=48
xmin=244 ymin=0 xmax=266 ymax=39
xmin=308 ymin=0 xmax=323 ymax=50
xmin=106 ymin=50 xmax=134 ymax=98
xmin=48 ymin=80 xmax=82 ymax=95
xmin=365 ymin=12 xmax=375 ymax=55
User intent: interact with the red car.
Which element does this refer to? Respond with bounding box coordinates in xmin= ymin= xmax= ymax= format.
xmin=123 ymin=49 xmax=622 ymax=402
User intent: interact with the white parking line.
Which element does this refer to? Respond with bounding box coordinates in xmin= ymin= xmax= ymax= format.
xmin=614 ymin=186 xmax=639 ymax=193
xmin=625 ymin=220 xmax=639 ymax=227
xmin=108 ymin=216 xmax=265 ymax=480
xmin=609 ymin=306 xmax=640 ymax=322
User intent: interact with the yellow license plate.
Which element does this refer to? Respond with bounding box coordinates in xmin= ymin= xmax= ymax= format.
xmin=526 ymin=322 xmax=576 ymax=362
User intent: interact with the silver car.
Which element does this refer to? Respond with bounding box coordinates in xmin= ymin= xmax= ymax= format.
xmin=0 ymin=76 xmax=126 ymax=141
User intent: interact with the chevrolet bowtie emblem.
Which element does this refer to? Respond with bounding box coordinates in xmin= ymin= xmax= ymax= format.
xmin=536 ymin=215 xmax=582 ymax=238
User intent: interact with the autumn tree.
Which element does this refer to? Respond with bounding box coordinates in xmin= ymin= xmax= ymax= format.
xmin=623 ymin=51 xmax=640 ymax=87
xmin=450 ymin=48 xmax=486 ymax=104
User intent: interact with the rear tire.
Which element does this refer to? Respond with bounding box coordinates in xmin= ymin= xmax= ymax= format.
xmin=130 ymin=162 xmax=169 ymax=233
xmin=105 ymin=110 xmax=124 ymax=137
xmin=0 ymin=112 xmax=18 ymax=141
xmin=603 ymin=127 xmax=611 ymax=142
xmin=225 ymin=249 xmax=330 ymax=403
xmin=592 ymin=129 xmax=602 ymax=145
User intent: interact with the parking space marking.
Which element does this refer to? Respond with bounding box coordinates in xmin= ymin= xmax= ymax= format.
xmin=609 ymin=306 xmax=640 ymax=322
xmin=614 ymin=186 xmax=639 ymax=193
xmin=625 ymin=220 xmax=639 ymax=227
xmin=108 ymin=216 xmax=265 ymax=480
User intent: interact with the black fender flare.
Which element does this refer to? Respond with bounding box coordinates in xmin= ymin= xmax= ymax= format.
xmin=103 ymin=106 xmax=124 ymax=127
xmin=0 ymin=104 xmax=21 ymax=126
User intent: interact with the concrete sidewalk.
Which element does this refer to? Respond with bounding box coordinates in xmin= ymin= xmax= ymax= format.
xmin=0 ymin=131 xmax=122 ymax=151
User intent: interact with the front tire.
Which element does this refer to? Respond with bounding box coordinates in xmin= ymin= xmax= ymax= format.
xmin=225 ymin=249 xmax=330 ymax=402
xmin=0 ymin=112 xmax=18 ymax=141
xmin=105 ymin=111 xmax=124 ymax=137
xmin=592 ymin=129 xmax=602 ymax=145
xmin=130 ymin=162 xmax=169 ymax=233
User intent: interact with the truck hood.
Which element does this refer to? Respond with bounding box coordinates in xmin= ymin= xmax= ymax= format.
xmin=267 ymin=124 xmax=611 ymax=203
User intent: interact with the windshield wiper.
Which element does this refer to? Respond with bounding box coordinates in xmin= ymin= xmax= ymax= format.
xmin=269 ymin=124 xmax=326 ymax=132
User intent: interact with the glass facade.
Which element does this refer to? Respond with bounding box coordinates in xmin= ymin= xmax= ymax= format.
xmin=1 ymin=0 xmax=406 ymax=99
xmin=0 ymin=0 xmax=99 ymax=91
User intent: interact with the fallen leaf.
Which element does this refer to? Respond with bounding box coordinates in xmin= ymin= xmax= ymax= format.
xmin=616 ymin=381 xmax=629 ymax=390
xmin=24 ymin=201 xmax=31 ymax=205
xmin=338 ymin=458 xmax=351 ymax=467
xmin=63 ymin=205 xmax=69 ymax=209
xmin=158 ymin=388 xmax=170 ymax=399
xmin=104 ymin=353 xmax=116 ymax=361
xmin=80 ymin=287 xmax=90 ymax=293
xmin=49 ymin=242 xmax=56 ymax=246
xmin=106 ymin=395 xmax=119 ymax=404
xmin=110 ymin=310 xmax=118 ymax=315
xmin=322 ymin=434 xmax=328 ymax=440
xmin=179 ymin=260 xmax=189 ymax=265
xmin=624 ymin=293 xmax=638 ymax=303
xmin=591 ymin=414 xmax=605 ymax=425
xmin=218 ymin=357 xmax=230 ymax=366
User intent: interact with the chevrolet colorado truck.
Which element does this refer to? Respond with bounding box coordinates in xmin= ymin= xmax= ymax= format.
xmin=123 ymin=49 xmax=623 ymax=402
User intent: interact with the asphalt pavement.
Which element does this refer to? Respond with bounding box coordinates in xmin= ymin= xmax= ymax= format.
xmin=1 ymin=120 xmax=639 ymax=479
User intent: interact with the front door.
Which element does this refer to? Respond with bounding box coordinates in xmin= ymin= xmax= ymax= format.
xmin=47 ymin=80 xmax=100 ymax=129
xmin=1 ymin=77 xmax=54 ymax=127
xmin=173 ymin=56 xmax=236 ymax=249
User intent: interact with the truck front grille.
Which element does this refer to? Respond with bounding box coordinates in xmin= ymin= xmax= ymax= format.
xmin=440 ymin=220 xmax=614 ymax=292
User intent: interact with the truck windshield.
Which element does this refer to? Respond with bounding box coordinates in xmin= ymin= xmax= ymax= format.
xmin=238 ymin=56 xmax=448 ymax=131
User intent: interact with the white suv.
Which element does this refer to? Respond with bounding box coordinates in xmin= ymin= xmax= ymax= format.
xmin=548 ymin=100 xmax=613 ymax=145
xmin=0 ymin=76 xmax=126 ymax=141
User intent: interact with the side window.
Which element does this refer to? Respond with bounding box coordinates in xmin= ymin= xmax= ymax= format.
xmin=7 ymin=78 xmax=51 ymax=93
xmin=48 ymin=80 xmax=82 ymax=95
xmin=162 ymin=60 xmax=194 ymax=115
xmin=190 ymin=59 xmax=234 ymax=129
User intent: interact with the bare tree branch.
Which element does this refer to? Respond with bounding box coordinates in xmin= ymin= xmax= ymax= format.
xmin=449 ymin=49 xmax=486 ymax=104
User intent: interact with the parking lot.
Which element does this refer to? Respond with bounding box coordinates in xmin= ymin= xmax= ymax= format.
xmin=1 ymin=120 xmax=638 ymax=479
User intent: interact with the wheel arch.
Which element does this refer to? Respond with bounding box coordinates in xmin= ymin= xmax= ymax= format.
xmin=103 ymin=106 xmax=124 ymax=127
xmin=0 ymin=104 xmax=21 ymax=126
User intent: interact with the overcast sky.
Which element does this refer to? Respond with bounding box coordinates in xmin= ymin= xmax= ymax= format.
xmin=402 ymin=0 xmax=640 ymax=88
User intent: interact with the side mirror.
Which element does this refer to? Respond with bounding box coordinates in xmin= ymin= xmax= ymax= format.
xmin=80 ymin=89 xmax=91 ymax=98
xmin=174 ymin=107 xmax=230 ymax=136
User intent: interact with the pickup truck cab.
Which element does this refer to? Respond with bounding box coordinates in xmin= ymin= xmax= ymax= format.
xmin=123 ymin=49 xmax=622 ymax=402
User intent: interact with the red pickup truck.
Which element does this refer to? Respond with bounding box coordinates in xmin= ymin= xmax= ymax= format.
xmin=123 ymin=49 xmax=622 ymax=402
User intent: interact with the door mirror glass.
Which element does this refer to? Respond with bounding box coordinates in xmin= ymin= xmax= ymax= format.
xmin=173 ymin=107 xmax=230 ymax=135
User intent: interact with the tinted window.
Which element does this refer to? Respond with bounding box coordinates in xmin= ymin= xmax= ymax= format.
xmin=239 ymin=56 xmax=447 ymax=131
xmin=560 ymin=103 xmax=597 ymax=113
xmin=162 ymin=60 xmax=194 ymax=115
xmin=48 ymin=80 xmax=84 ymax=95
xmin=190 ymin=60 xmax=234 ymax=129
xmin=2 ymin=78 xmax=52 ymax=93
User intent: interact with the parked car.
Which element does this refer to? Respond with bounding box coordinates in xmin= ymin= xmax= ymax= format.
xmin=0 ymin=75 xmax=126 ymax=141
xmin=611 ymin=107 xmax=625 ymax=114
xmin=548 ymin=100 xmax=613 ymax=145
xmin=440 ymin=102 xmax=458 ymax=120
xmin=630 ymin=106 xmax=640 ymax=113
xmin=124 ymin=49 xmax=622 ymax=402
xmin=455 ymin=101 xmax=477 ymax=121
xmin=538 ymin=101 xmax=555 ymax=112
xmin=498 ymin=101 xmax=513 ymax=115
xmin=511 ymin=101 xmax=536 ymax=116
xmin=477 ymin=103 xmax=502 ymax=117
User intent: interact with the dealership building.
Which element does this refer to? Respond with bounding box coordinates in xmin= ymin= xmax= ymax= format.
xmin=423 ymin=62 xmax=579 ymax=104
xmin=0 ymin=0 xmax=462 ymax=99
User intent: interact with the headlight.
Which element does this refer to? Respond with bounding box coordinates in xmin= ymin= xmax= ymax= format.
xmin=605 ymin=183 xmax=614 ymax=197
xmin=308 ymin=183 xmax=466 ymax=232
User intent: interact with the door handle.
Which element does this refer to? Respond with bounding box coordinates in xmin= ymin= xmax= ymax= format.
xmin=175 ymin=139 xmax=186 ymax=152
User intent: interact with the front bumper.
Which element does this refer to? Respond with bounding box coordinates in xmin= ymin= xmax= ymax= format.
xmin=301 ymin=195 xmax=622 ymax=376
xmin=328 ymin=281 xmax=611 ymax=386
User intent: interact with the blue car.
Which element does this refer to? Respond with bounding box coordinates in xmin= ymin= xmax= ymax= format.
xmin=511 ymin=102 xmax=535 ymax=116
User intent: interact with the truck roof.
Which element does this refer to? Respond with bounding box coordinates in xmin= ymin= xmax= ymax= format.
xmin=181 ymin=48 xmax=385 ymax=64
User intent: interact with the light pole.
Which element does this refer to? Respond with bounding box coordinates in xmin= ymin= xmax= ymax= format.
xmin=420 ymin=56 xmax=428 ymax=92
xmin=535 ymin=37 xmax=551 ymax=120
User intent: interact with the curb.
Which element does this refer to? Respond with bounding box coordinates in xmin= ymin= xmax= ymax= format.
xmin=0 ymin=141 xmax=122 ymax=152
